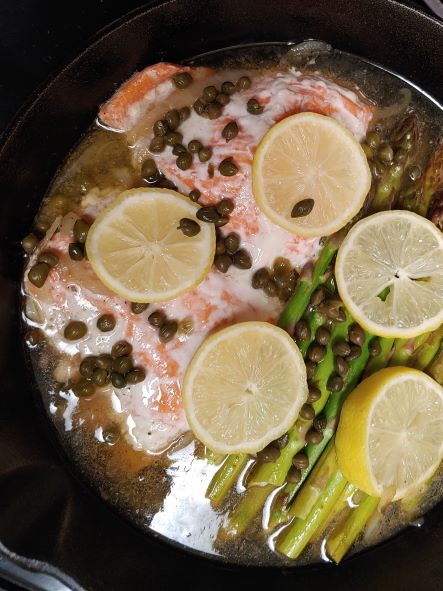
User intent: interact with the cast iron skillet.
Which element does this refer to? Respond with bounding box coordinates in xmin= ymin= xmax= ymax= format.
xmin=1 ymin=1 xmax=442 ymax=590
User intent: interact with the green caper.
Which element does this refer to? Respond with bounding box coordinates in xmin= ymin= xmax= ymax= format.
xmin=153 ymin=119 xmax=169 ymax=136
xmin=193 ymin=98 xmax=208 ymax=116
xmin=103 ymin=426 xmax=120 ymax=444
xmin=92 ymin=368 xmax=110 ymax=387
xmin=216 ymin=198 xmax=234 ymax=216
xmin=178 ymin=218 xmax=201 ymax=237
xmin=273 ymin=257 xmax=291 ymax=274
xmin=408 ymin=165 xmax=422 ymax=181
xmin=198 ymin=146 xmax=212 ymax=162
xmin=64 ymin=320 xmax=88 ymax=341
xmin=157 ymin=177 xmax=177 ymax=190
xmin=264 ymin=280 xmax=278 ymax=297
xmin=218 ymin=157 xmax=238 ymax=176
xmin=236 ymin=76 xmax=251 ymax=90
xmin=335 ymin=356 xmax=349 ymax=378
xmin=203 ymin=85 xmax=218 ymax=102
xmin=291 ymin=198 xmax=315 ymax=218
xmin=126 ymin=368 xmax=146 ymax=384
xmin=305 ymin=429 xmax=324 ymax=445
xmin=306 ymin=361 xmax=317 ymax=380
xmin=214 ymin=254 xmax=232 ymax=273
xmin=21 ymin=233 xmax=39 ymax=254
xmin=221 ymin=233 xmax=238 ymax=255
xmin=178 ymin=106 xmax=190 ymax=121
xmin=188 ymin=139 xmax=202 ymax=153
xmin=80 ymin=356 xmax=98 ymax=378
xmin=159 ymin=320 xmax=178 ymax=343
xmin=172 ymin=71 xmax=193 ymax=89
xmin=112 ymin=355 xmax=133 ymax=375
xmin=222 ymin=121 xmax=239 ymax=142
xmin=69 ymin=243 xmax=84 ymax=261
xmin=369 ymin=337 xmax=382 ymax=357
xmin=310 ymin=287 xmax=327 ymax=308
xmin=176 ymin=152 xmax=192 ymax=171
xmin=361 ymin=143 xmax=374 ymax=159
xmin=332 ymin=340 xmax=351 ymax=357
xmin=207 ymin=163 xmax=215 ymax=178
xmin=277 ymin=284 xmax=294 ymax=301
xmin=214 ymin=215 xmax=229 ymax=228
xmin=315 ymin=326 xmax=331 ymax=346
xmin=111 ymin=340 xmax=133 ymax=357
xmin=313 ymin=414 xmax=327 ymax=432
xmin=165 ymin=109 xmax=180 ymax=130
xmin=178 ymin=317 xmax=194 ymax=336
xmin=292 ymin=451 xmax=309 ymax=469
xmin=257 ymin=444 xmax=280 ymax=463
xmin=378 ymin=144 xmax=394 ymax=163
xmin=111 ymin=372 xmax=126 ymax=388
xmin=196 ymin=206 xmax=219 ymax=223
xmin=207 ymin=103 xmax=222 ymax=120
xmin=189 ymin=189 xmax=201 ymax=202
xmin=252 ymin=267 xmax=271 ymax=289
xmin=275 ymin=432 xmax=289 ymax=449
xmin=215 ymin=93 xmax=230 ymax=106
xmin=165 ymin=131 xmax=183 ymax=146
xmin=28 ymin=262 xmax=50 ymax=288
xmin=307 ymin=384 xmax=321 ymax=403
xmin=73 ymin=379 xmax=95 ymax=398
xmin=148 ymin=310 xmax=166 ymax=328
xmin=299 ymin=403 xmax=315 ymax=420
xmin=141 ymin=158 xmax=158 ymax=179
xmin=366 ymin=131 xmax=381 ymax=149
xmin=327 ymin=375 xmax=344 ymax=392
xmin=347 ymin=345 xmax=362 ymax=361
xmin=149 ymin=136 xmax=165 ymax=153
xmin=394 ymin=148 xmax=408 ymax=163
xmin=38 ymin=252 xmax=59 ymax=267
xmin=97 ymin=314 xmax=116 ymax=332
xmin=233 ymin=249 xmax=252 ymax=269
xmin=287 ymin=466 xmax=302 ymax=484
xmin=131 ymin=302 xmax=149 ymax=314
xmin=73 ymin=219 xmax=90 ymax=244
xmin=348 ymin=323 xmax=365 ymax=346
xmin=308 ymin=344 xmax=326 ymax=363
xmin=221 ymin=81 xmax=235 ymax=95
xmin=246 ymin=98 xmax=263 ymax=115
xmin=294 ymin=319 xmax=311 ymax=342
xmin=215 ymin=238 xmax=226 ymax=256
xmin=95 ymin=354 xmax=113 ymax=371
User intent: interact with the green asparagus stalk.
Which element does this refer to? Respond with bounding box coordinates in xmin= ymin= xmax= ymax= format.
xmin=414 ymin=142 xmax=443 ymax=217
xmin=205 ymin=448 xmax=225 ymax=465
xmin=222 ymin=485 xmax=273 ymax=537
xmin=363 ymin=337 xmax=394 ymax=376
xmin=206 ymin=453 xmax=249 ymax=506
xmin=389 ymin=332 xmax=430 ymax=366
xmin=409 ymin=328 xmax=443 ymax=371
xmin=311 ymin=481 xmax=359 ymax=541
xmin=428 ymin=342 xmax=443 ymax=385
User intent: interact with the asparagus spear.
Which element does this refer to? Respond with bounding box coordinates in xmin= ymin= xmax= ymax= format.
xmin=428 ymin=342 xmax=443 ymax=385
xmin=206 ymin=453 xmax=249 ymax=506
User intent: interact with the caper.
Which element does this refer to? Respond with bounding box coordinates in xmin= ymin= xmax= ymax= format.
xmin=315 ymin=326 xmax=331 ymax=346
xmin=366 ymin=131 xmax=381 ymax=149
xmin=165 ymin=109 xmax=180 ymax=130
xmin=394 ymin=148 xmax=408 ymax=163
xmin=149 ymin=136 xmax=165 ymax=153
xmin=219 ymin=157 xmax=238 ymax=176
xmin=313 ymin=414 xmax=327 ymax=432
xmin=178 ymin=317 xmax=194 ymax=336
xmin=306 ymin=361 xmax=317 ymax=380
xmin=73 ymin=219 xmax=90 ymax=244
xmin=299 ymin=403 xmax=315 ymax=420
xmin=27 ymin=262 xmax=50 ymax=288
xmin=287 ymin=466 xmax=302 ymax=484
xmin=215 ymin=93 xmax=230 ymax=106
xmin=214 ymin=215 xmax=229 ymax=228
xmin=233 ymin=249 xmax=252 ymax=269
xmin=178 ymin=218 xmax=201 ymax=237
xmin=335 ymin=356 xmax=349 ymax=378
xmin=347 ymin=345 xmax=362 ymax=361
xmin=92 ymin=368 xmax=110 ymax=387
xmin=103 ymin=426 xmax=120 ymax=444
xmin=257 ymin=445 xmax=280 ymax=463
xmin=275 ymin=433 xmax=289 ymax=449
xmin=203 ymin=85 xmax=218 ymax=102
xmin=264 ymin=280 xmax=278 ymax=297
xmin=148 ymin=310 xmax=166 ymax=328
xmin=332 ymin=339 xmax=351 ymax=357
xmin=214 ymin=254 xmax=232 ymax=273
xmin=172 ymin=71 xmax=193 ymax=89
xmin=193 ymin=98 xmax=208 ymax=116
xmin=153 ymin=119 xmax=169 ymax=136
xmin=215 ymin=238 xmax=225 ymax=256
xmin=97 ymin=314 xmax=116 ymax=332
xmin=224 ymin=232 xmax=240 ymax=254
xmin=68 ymin=243 xmax=84 ymax=261
xmin=307 ymin=384 xmax=321 ymax=403
xmin=126 ymin=368 xmax=146 ymax=384
xmin=73 ymin=379 xmax=95 ymax=398
xmin=216 ymin=198 xmax=234 ymax=216
xmin=291 ymin=198 xmax=315 ymax=218
xmin=221 ymin=81 xmax=236 ymax=95
xmin=159 ymin=320 xmax=178 ymax=343
xmin=378 ymin=144 xmax=394 ymax=163
xmin=348 ymin=323 xmax=365 ymax=346
xmin=310 ymin=286 xmax=327 ymax=307
xmin=292 ymin=451 xmax=309 ymax=469
xmin=80 ymin=356 xmax=98 ymax=379
xmin=64 ymin=320 xmax=87 ymax=341
xmin=198 ymin=146 xmax=212 ymax=162
xmin=38 ymin=252 xmax=59 ymax=267
xmin=369 ymin=338 xmax=382 ymax=357
xmin=308 ymin=344 xmax=326 ymax=363
xmin=361 ymin=143 xmax=374 ymax=159
xmin=95 ymin=354 xmax=113 ymax=371
xmin=188 ymin=139 xmax=202 ymax=153
xmin=21 ymin=233 xmax=39 ymax=254
xmin=165 ymin=131 xmax=183 ymax=146
xmin=305 ymin=429 xmax=324 ymax=445
xmin=112 ymin=355 xmax=133 ymax=375
xmin=178 ymin=106 xmax=190 ymax=121
xmin=327 ymin=375 xmax=344 ymax=392
xmin=189 ymin=189 xmax=201 ymax=202
xmin=222 ymin=121 xmax=239 ymax=142
xmin=111 ymin=340 xmax=133 ymax=357
xmin=176 ymin=151 xmax=193 ymax=170
xmin=294 ymin=319 xmax=311 ymax=342
xmin=408 ymin=165 xmax=422 ymax=181
xmin=207 ymin=163 xmax=215 ymax=178
xmin=196 ymin=206 xmax=219 ymax=223
xmin=141 ymin=158 xmax=158 ymax=180
xmin=273 ymin=268 xmax=292 ymax=289
xmin=25 ymin=328 xmax=44 ymax=347
xmin=131 ymin=302 xmax=149 ymax=314
xmin=247 ymin=98 xmax=263 ymax=115
xmin=236 ymin=76 xmax=251 ymax=90
xmin=111 ymin=372 xmax=126 ymax=389
xmin=252 ymin=267 xmax=271 ymax=289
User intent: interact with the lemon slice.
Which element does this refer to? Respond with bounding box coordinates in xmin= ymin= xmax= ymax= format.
xmin=182 ymin=321 xmax=308 ymax=454
xmin=336 ymin=210 xmax=443 ymax=338
xmin=252 ymin=112 xmax=371 ymax=237
xmin=86 ymin=188 xmax=215 ymax=302
xmin=336 ymin=367 xmax=443 ymax=500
